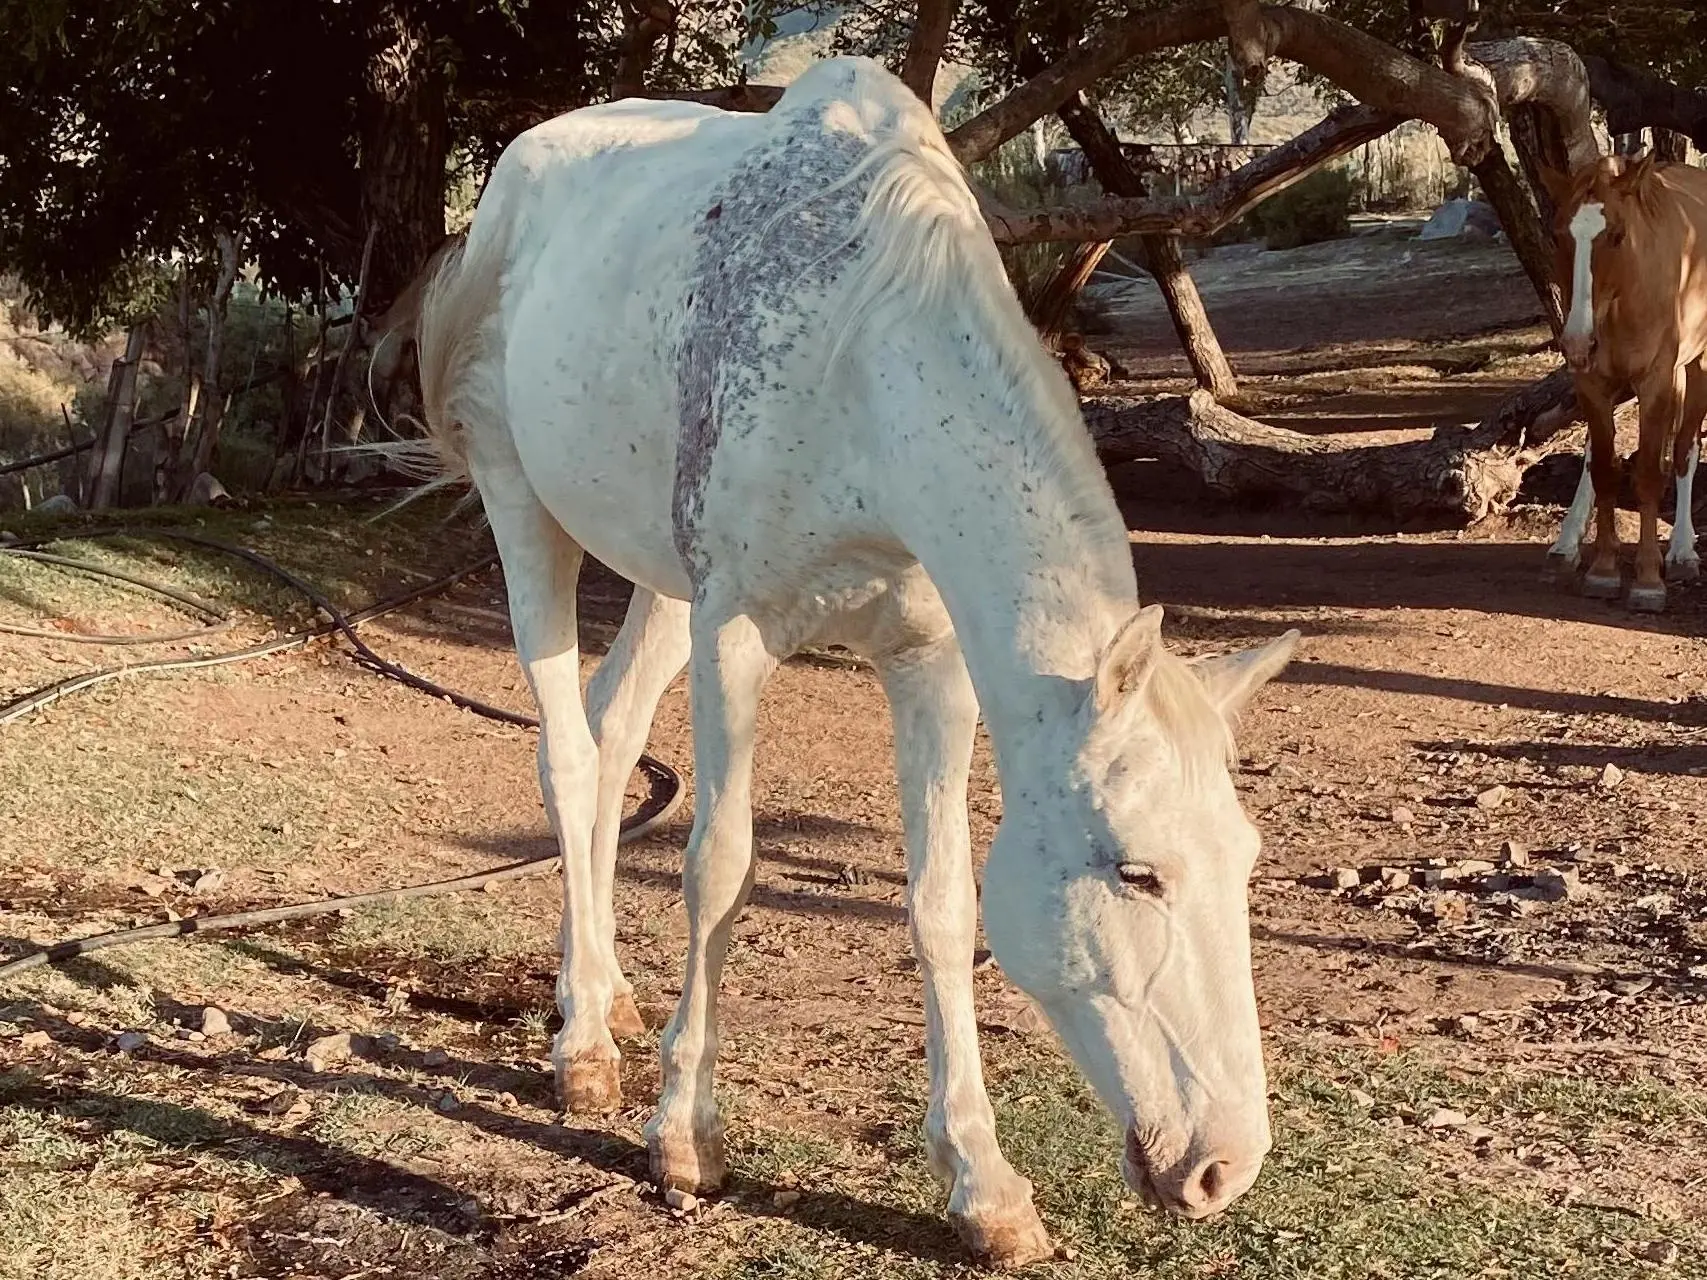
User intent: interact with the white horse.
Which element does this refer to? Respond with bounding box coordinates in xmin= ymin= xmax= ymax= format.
xmin=408 ymin=56 xmax=1298 ymax=1267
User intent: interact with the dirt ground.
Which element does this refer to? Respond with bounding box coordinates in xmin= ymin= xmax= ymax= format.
xmin=2 ymin=231 xmax=1705 ymax=1280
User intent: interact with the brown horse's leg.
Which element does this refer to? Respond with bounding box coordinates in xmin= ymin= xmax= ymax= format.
xmin=1581 ymin=376 xmax=1624 ymax=599
xmin=1628 ymin=362 xmax=1686 ymax=611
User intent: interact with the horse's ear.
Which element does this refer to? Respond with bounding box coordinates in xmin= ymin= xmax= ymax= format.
xmin=1189 ymin=629 xmax=1302 ymax=722
xmin=1093 ymin=604 xmax=1165 ymax=713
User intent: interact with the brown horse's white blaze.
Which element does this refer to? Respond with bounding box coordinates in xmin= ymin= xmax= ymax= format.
xmin=401 ymin=57 xmax=1300 ymax=1268
xmin=1543 ymin=153 xmax=1707 ymax=610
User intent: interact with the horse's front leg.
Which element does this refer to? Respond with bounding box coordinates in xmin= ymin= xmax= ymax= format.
xmin=878 ymin=635 xmax=1053 ymax=1270
xmin=645 ymin=608 xmax=776 ymax=1194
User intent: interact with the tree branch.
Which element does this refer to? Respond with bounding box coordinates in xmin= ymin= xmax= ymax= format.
xmin=901 ymin=0 xmax=960 ymax=106
xmin=983 ymin=103 xmax=1403 ymax=245
xmin=647 ymin=82 xmax=786 ymax=112
xmin=613 ymin=1 xmax=676 ymax=101
xmin=1582 ymin=55 xmax=1707 ymax=150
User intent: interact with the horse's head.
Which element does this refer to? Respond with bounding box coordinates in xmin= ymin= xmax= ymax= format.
xmin=1545 ymin=152 xmax=1660 ymax=371
xmin=980 ymin=606 xmax=1298 ymax=1219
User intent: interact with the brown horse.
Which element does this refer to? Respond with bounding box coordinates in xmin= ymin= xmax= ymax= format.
xmin=1544 ymin=153 xmax=1707 ymax=611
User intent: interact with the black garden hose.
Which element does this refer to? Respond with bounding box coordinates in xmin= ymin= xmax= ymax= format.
xmin=0 ymin=526 xmax=684 ymax=982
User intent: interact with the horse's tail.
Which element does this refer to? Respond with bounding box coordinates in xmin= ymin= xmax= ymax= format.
xmin=369 ymin=219 xmax=509 ymax=498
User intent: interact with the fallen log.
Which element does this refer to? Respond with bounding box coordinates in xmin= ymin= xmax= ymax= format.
xmin=1083 ymin=367 xmax=1582 ymax=521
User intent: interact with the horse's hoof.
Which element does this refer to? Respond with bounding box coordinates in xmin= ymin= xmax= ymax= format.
xmin=607 ymin=990 xmax=647 ymax=1040
xmin=1627 ymin=584 xmax=1668 ymax=613
xmin=952 ymin=1203 xmax=1054 ymax=1271
xmin=557 ymin=1056 xmax=623 ymax=1115
xmin=1545 ymin=551 xmax=1582 ymax=586
xmin=648 ymin=1127 xmax=728 ymax=1195
xmin=1582 ymin=573 xmax=1623 ymax=599
xmin=1666 ymin=555 xmax=1701 ymax=583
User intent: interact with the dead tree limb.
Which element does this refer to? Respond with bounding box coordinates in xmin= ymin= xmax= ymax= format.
xmin=87 ymin=325 xmax=147 ymax=511
xmin=1085 ymin=369 xmax=1580 ymax=521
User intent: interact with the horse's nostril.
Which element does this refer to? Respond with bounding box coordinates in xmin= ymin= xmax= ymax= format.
xmin=1195 ymin=1159 xmax=1228 ymax=1205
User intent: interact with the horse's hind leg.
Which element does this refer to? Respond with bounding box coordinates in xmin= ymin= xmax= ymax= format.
xmin=1546 ymin=440 xmax=1595 ymax=582
xmin=874 ymin=617 xmax=1053 ymax=1269
xmin=1665 ymin=363 xmax=1703 ymax=583
xmin=646 ymin=607 xmax=777 ymax=1194
xmin=477 ymin=472 xmax=617 ymax=1112
xmin=584 ymin=587 xmax=692 ymax=1039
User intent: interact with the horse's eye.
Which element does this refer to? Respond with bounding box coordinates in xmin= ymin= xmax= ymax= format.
xmin=1115 ymin=864 xmax=1163 ymax=896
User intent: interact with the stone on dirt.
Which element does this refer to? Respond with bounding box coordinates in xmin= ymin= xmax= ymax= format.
xmin=1331 ymin=867 xmax=1361 ymax=890
xmin=115 ymin=1030 xmax=148 ymax=1052
xmin=306 ymin=1031 xmax=356 ymax=1070
xmin=1500 ymin=839 xmax=1529 ymax=866
xmin=664 ymin=1187 xmax=699 ymax=1212
xmin=1390 ymin=806 xmax=1416 ymax=826
xmin=1600 ymin=763 xmax=1625 ymax=790
xmin=1475 ymin=785 xmax=1508 ymax=811
xmin=19 ymin=1030 xmax=51 ymax=1050
xmin=1424 ymin=1107 xmax=1470 ymax=1130
xmin=200 ymin=1006 xmax=232 ymax=1037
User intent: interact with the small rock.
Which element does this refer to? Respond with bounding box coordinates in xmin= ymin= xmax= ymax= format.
xmin=1632 ymin=1240 xmax=1678 ymax=1265
xmin=1454 ymin=1014 xmax=1480 ymax=1037
xmin=497 ymin=1092 xmax=518 ymax=1109
xmin=421 ymin=1047 xmax=450 ymax=1067
xmin=1475 ymin=785 xmax=1508 ymax=812
xmin=1464 ymin=1125 xmax=1498 ymax=1146
xmin=1348 ymin=1088 xmax=1375 ymax=1108
xmin=436 ymin=1092 xmax=460 ymax=1113
xmin=663 ymin=1186 xmax=699 ymax=1212
xmin=1331 ymin=867 xmax=1361 ymax=890
xmin=1424 ymin=1107 xmax=1470 ymax=1130
xmin=64 ymin=1011 xmax=88 ymax=1027
xmin=1390 ymin=806 xmax=1416 ymax=826
xmin=191 ymin=868 xmax=225 ymax=894
xmin=1458 ymin=858 xmax=1496 ymax=876
xmin=780 ymin=944 xmax=799 ymax=960
xmin=19 ymin=1030 xmax=52 ymax=1050
xmin=305 ymin=1031 xmax=355 ymax=1070
xmin=1500 ymin=840 xmax=1529 ymax=867
xmin=114 ymin=1031 xmax=148 ymax=1053
xmin=176 ymin=1028 xmax=206 ymax=1043
xmin=1600 ymin=763 xmax=1625 ymax=790
xmin=772 ymin=1189 xmax=801 ymax=1209
xmin=1380 ymin=868 xmax=1412 ymax=891
xmin=200 ymin=1007 xmax=232 ymax=1037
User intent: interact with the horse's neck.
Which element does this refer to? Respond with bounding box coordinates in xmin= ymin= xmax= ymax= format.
xmin=875 ymin=338 xmax=1137 ymax=757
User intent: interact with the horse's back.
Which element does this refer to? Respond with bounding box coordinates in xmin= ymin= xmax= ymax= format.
xmin=476 ymin=59 xmax=967 ymax=599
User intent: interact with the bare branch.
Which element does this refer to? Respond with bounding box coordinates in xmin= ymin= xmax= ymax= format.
xmin=901 ymin=0 xmax=961 ymax=106
xmin=614 ymin=1 xmax=677 ymax=101
xmin=984 ymin=103 xmax=1403 ymax=245
xmin=1582 ymin=55 xmax=1707 ymax=151
xmin=1466 ymin=38 xmax=1597 ymax=171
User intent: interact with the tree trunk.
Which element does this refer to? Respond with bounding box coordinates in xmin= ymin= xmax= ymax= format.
xmin=174 ymin=232 xmax=242 ymax=499
xmin=613 ymin=1 xmax=674 ymax=101
xmin=1137 ymin=235 xmax=1241 ymax=403
xmin=901 ymin=0 xmax=961 ymax=107
xmin=1055 ymin=94 xmax=1240 ymax=402
xmin=358 ymin=4 xmax=449 ymax=317
xmin=1028 ymin=241 xmax=1113 ymax=342
xmin=87 ymin=325 xmax=147 ymax=511
xmin=1085 ymin=368 xmax=1580 ymax=521
xmin=157 ymin=265 xmax=200 ymax=502
xmin=1469 ymin=146 xmax=1564 ymax=336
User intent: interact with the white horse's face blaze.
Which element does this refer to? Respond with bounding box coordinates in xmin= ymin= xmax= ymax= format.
xmin=981 ymin=610 xmax=1296 ymax=1219
xmin=1561 ymin=199 xmax=1610 ymax=369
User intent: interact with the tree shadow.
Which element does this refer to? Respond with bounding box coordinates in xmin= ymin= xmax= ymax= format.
xmin=1412 ymin=736 xmax=1707 ymax=779
xmin=1289 ymin=660 xmax=1707 ymax=727
xmin=1129 ymin=536 xmax=1707 ymax=634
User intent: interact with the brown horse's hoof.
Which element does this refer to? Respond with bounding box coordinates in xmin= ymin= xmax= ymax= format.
xmin=558 ymin=1056 xmax=623 ymax=1115
xmin=607 ymin=990 xmax=647 ymax=1040
xmin=951 ymin=1203 xmax=1054 ymax=1271
xmin=1627 ymin=583 xmax=1667 ymax=613
xmin=1582 ymin=573 xmax=1623 ymax=600
xmin=1666 ymin=554 xmax=1701 ymax=583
